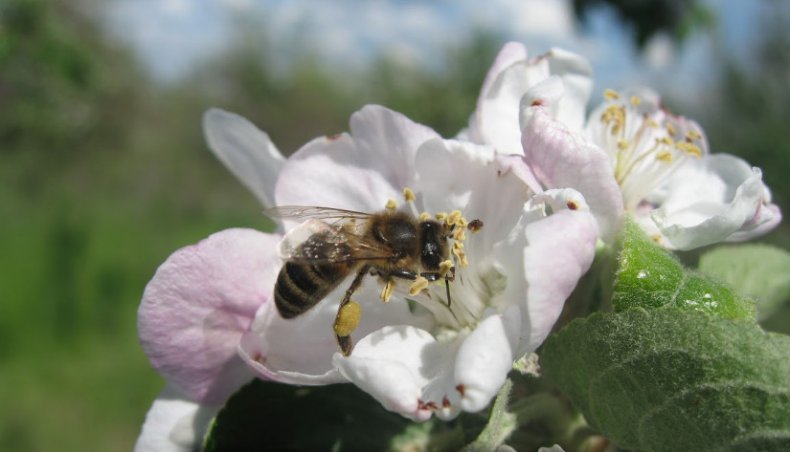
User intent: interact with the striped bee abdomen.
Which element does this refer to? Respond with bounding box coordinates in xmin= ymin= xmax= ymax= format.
xmin=274 ymin=261 xmax=352 ymax=318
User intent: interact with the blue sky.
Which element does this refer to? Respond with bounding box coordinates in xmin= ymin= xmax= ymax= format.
xmin=105 ymin=0 xmax=767 ymax=102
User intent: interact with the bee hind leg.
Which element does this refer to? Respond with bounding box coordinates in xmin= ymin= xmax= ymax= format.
xmin=334 ymin=265 xmax=369 ymax=356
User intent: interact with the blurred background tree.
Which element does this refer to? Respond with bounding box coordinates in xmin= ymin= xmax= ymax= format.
xmin=0 ymin=0 xmax=788 ymax=450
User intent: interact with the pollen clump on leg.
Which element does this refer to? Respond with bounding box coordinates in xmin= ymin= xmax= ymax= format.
xmin=334 ymin=301 xmax=361 ymax=337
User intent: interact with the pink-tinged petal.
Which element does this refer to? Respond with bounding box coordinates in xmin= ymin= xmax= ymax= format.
xmin=521 ymin=106 xmax=624 ymax=242
xmin=651 ymin=154 xmax=778 ymax=250
xmin=239 ymin=278 xmax=433 ymax=386
xmin=139 ymin=228 xmax=280 ymax=404
xmin=134 ymin=384 xmax=219 ymax=452
xmin=522 ymin=189 xmax=597 ymax=350
xmin=274 ymin=105 xmax=438 ymax=214
xmin=727 ymin=202 xmax=782 ymax=242
xmin=471 ymin=46 xmax=592 ymax=154
xmin=203 ymin=109 xmax=285 ymax=208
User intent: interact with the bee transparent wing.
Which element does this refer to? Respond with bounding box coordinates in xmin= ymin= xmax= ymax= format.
xmin=277 ymin=219 xmax=396 ymax=264
xmin=264 ymin=206 xmax=373 ymax=223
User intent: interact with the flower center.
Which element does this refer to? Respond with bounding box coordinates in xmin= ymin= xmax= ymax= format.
xmin=593 ymin=89 xmax=704 ymax=211
xmin=383 ymin=187 xmax=487 ymax=331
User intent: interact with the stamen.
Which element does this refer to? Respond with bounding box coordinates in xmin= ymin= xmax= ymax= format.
xmin=452 ymin=228 xmax=466 ymax=241
xmin=447 ymin=210 xmax=463 ymax=226
xmin=467 ymin=219 xmax=484 ymax=233
xmin=409 ymin=276 xmax=430 ymax=296
xmin=666 ymin=122 xmax=677 ymax=138
xmin=385 ymin=199 xmax=397 ymax=211
xmin=380 ymin=280 xmax=394 ymax=303
xmin=686 ymin=130 xmax=702 ymax=141
xmin=334 ymin=301 xmax=361 ymax=337
xmin=630 ymin=95 xmax=641 ymax=106
xmin=676 ymin=141 xmax=702 ymax=158
xmin=438 ymin=260 xmax=454 ymax=278
xmin=402 ymin=186 xmax=420 ymax=216
xmin=419 ymin=212 xmax=431 ymax=221
xmin=435 ymin=212 xmax=447 ymax=222
xmin=617 ymin=139 xmax=629 ymax=151
xmin=655 ymin=150 xmax=673 ymax=163
xmin=603 ymin=88 xmax=620 ymax=101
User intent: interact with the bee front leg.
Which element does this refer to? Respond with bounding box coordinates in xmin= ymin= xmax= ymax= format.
xmin=334 ymin=265 xmax=370 ymax=356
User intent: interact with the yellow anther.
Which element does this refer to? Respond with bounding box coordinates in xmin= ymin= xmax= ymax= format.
xmin=666 ymin=122 xmax=677 ymax=138
xmin=409 ymin=276 xmax=430 ymax=296
xmin=380 ymin=280 xmax=395 ymax=303
xmin=656 ymin=136 xmax=673 ymax=146
xmin=646 ymin=119 xmax=660 ymax=128
xmin=385 ymin=199 xmax=397 ymax=211
xmin=419 ymin=211 xmax=431 ymax=221
xmin=630 ymin=95 xmax=641 ymax=106
xmin=453 ymin=241 xmax=465 ymax=252
xmin=456 ymin=216 xmax=468 ymax=229
xmin=403 ymin=187 xmax=416 ymax=202
xmin=686 ymin=129 xmax=702 ymax=141
xmin=603 ymin=88 xmax=620 ymax=101
xmin=617 ymin=139 xmax=629 ymax=151
xmin=460 ymin=254 xmax=469 ymax=267
xmin=676 ymin=142 xmax=702 ymax=158
xmin=452 ymin=228 xmax=466 ymax=241
xmin=439 ymin=259 xmax=454 ymax=277
xmin=334 ymin=301 xmax=361 ymax=337
xmin=435 ymin=212 xmax=448 ymax=222
xmin=656 ymin=150 xmax=673 ymax=163
xmin=651 ymin=234 xmax=662 ymax=243
xmin=447 ymin=210 xmax=463 ymax=226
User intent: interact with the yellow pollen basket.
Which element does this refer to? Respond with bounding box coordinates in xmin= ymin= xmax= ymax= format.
xmin=334 ymin=301 xmax=361 ymax=337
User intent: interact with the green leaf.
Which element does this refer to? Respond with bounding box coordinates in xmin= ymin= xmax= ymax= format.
xmin=699 ymin=244 xmax=790 ymax=320
xmin=204 ymin=380 xmax=417 ymax=452
xmin=613 ymin=218 xmax=754 ymax=320
xmin=541 ymin=309 xmax=790 ymax=451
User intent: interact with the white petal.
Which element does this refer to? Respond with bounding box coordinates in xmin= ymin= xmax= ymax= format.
xmin=472 ymin=47 xmax=592 ymax=154
xmin=239 ymin=278 xmax=432 ymax=386
xmin=274 ymin=105 xmax=437 ymax=214
xmin=203 ymin=109 xmax=285 ymax=208
xmin=134 ymin=385 xmax=220 ymax=452
xmin=333 ymin=308 xmax=520 ymax=421
xmin=651 ymin=154 xmax=773 ymax=250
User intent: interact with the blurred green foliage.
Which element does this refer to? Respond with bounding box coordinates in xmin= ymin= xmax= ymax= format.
xmin=0 ymin=0 xmax=788 ymax=450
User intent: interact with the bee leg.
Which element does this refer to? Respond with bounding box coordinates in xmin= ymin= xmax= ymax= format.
xmin=334 ymin=265 xmax=369 ymax=356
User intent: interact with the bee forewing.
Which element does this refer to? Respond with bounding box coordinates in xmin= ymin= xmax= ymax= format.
xmin=277 ymin=219 xmax=336 ymax=259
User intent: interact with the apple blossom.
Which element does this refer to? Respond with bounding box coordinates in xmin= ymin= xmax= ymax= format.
xmin=137 ymin=104 xmax=598 ymax=429
xmin=521 ymin=82 xmax=780 ymax=249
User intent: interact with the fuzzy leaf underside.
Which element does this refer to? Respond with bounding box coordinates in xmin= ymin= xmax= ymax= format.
xmin=699 ymin=244 xmax=790 ymax=320
xmin=541 ymin=218 xmax=789 ymax=451
xmin=542 ymin=309 xmax=790 ymax=451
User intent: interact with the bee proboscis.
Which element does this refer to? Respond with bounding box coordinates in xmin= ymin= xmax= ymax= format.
xmin=267 ymin=205 xmax=468 ymax=356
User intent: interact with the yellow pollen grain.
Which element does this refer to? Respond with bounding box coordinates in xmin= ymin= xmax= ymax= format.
xmin=409 ymin=276 xmax=430 ymax=296
xmin=439 ymin=259 xmax=454 ymax=277
xmin=603 ymin=88 xmax=620 ymax=101
xmin=334 ymin=301 xmax=361 ymax=337
xmin=630 ymin=95 xmax=641 ymax=106
xmin=419 ymin=212 xmax=431 ymax=221
xmin=617 ymin=139 xmax=629 ymax=151
xmin=435 ymin=212 xmax=448 ymax=222
xmin=380 ymin=280 xmax=395 ymax=303
xmin=656 ymin=150 xmax=673 ymax=163
xmin=403 ymin=187 xmax=416 ymax=202
xmin=385 ymin=199 xmax=397 ymax=211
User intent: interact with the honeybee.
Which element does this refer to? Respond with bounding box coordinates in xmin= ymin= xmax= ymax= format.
xmin=267 ymin=205 xmax=480 ymax=356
